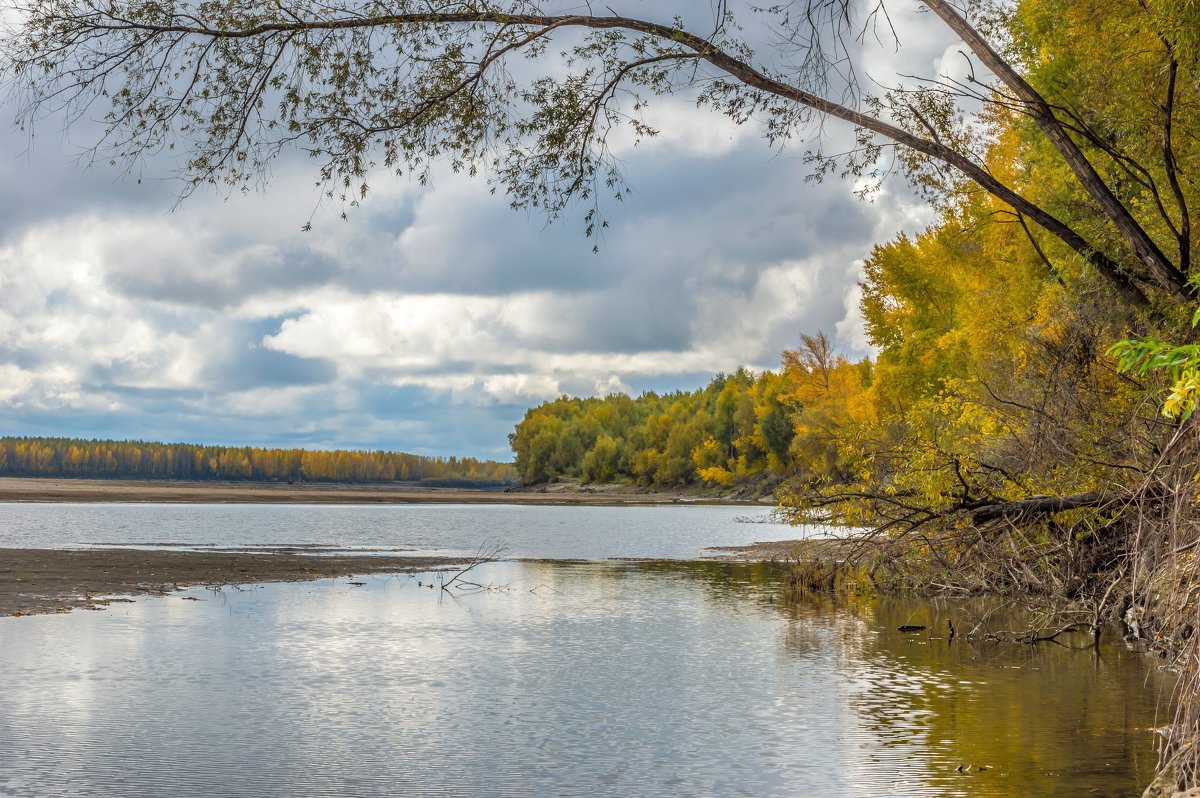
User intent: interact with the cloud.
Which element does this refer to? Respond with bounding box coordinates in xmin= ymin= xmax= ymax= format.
xmin=836 ymin=278 xmax=871 ymax=353
xmin=0 ymin=364 xmax=35 ymax=405
xmin=593 ymin=374 xmax=632 ymax=397
xmin=482 ymin=374 xmax=563 ymax=404
xmin=608 ymin=98 xmax=751 ymax=159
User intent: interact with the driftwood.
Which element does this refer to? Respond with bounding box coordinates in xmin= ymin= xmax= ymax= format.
xmin=965 ymin=492 xmax=1119 ymax=523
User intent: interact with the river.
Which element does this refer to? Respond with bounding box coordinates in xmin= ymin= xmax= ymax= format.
xmin=0 ymin=503 xmax=1170 ymax=796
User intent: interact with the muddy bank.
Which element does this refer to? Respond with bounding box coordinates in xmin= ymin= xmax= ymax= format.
xmin=515 ymin=478 xmax=776 ymax=504
xmin=0 ymin=547 xmax=467 ymax=617
xmin=705 ymin=538 xmax=847 ymax=561
xmin=0 ymin=476 xmax=758 ymax=505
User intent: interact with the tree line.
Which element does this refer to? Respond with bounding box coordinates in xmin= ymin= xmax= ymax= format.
xmin=0 ymin=437 xmax=515 ymax=486
xmin=509 ymin=334 xmax=869 ymax=493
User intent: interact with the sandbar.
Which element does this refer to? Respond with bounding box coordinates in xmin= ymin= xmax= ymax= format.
xmin=0 ymin=547 xmax=467 ymax=616
xmin=0 ymin=476 xmax=760 ymax=505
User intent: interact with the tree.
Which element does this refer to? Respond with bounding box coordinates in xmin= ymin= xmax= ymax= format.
xmin=1 ymin=0 xmax=1194 ymax=306
xmin=580 ymin=434 xmax=620 ymax=483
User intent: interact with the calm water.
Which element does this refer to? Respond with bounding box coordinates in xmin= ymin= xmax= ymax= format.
xmin=0 ymin=505 xmax=1172 ymax=797
xmin=0 ymin=502 xmax=796 ymax=559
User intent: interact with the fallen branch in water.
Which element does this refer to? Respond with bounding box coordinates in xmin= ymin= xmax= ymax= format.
xmin=1016 ymin=623 xmax=1088 ymax=644
xmin=439 ymin=538 xmax=508 ymax=593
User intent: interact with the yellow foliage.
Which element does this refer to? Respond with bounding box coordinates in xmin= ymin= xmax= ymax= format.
xmin=697 ymin=466 xmax=734 ymax=486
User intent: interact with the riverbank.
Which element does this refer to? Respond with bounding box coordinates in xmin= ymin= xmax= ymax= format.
xmin=706 ymin=536 xmax=868 ymax=561
xmin=707 ymin=538 xmax=811 ymax=560
xmin=0 ymin=547 xmax=469 ymax=616
xmin=0 ymin=476 xmax=767 ymax=505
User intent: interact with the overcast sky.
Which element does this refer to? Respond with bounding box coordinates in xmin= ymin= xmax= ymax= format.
xmin=0 ymin=2 xmax=964 ymax=460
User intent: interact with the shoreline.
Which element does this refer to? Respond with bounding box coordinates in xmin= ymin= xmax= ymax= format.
xmin=705 ymin=538 xmax=837 ymax=560
xmin=0 ymin=537 xmax=808 ymax=618
xmin=0 ymin=476 xmax=768 ymax=506
xmin=0 ymin=547 xmax=469 ymax=616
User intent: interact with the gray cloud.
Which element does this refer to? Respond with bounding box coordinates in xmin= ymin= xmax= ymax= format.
xmin=103 ymin=240 xmax=344 ymax=310
xmin=199 ymin=345 xmax=338 ymax=393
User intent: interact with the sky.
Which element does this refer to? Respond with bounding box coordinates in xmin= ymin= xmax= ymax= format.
xmin=0 ymin=1 xmax=964 ymax=460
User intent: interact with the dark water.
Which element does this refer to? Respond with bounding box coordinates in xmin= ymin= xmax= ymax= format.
xmin=0 ymin=502 xmax=797 ymax=559
xmin=0 ymin=557 xmax=1170 ymax=797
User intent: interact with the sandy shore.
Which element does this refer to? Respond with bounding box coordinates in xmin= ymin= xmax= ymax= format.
xmin=0 ymin=547 xmax=469 ymax=616
xmin=0 ymin=476 xmax=760 ymax=505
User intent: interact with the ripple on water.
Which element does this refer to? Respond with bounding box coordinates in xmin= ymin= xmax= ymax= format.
xmin=0 ymin=560 xmax=1168 ymax=798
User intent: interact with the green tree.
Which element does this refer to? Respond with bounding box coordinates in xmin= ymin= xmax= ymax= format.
xmin=580 ymin=435 xmax=620 ymax=484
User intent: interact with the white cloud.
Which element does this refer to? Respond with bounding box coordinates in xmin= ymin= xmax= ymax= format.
xmin=482 ymin=374 xmax=562 ymax=404
xmin=836 ymin=278 xmax=871 ymax=353
xmin=593 ymin=375 xmax=632 ymax=396
xmin=262 ymin=290 xmax=677 ymax=383
xmin=0 ymin=219 xmax=208 ymax=392
xmin=857 ymin=0 xmax=961 ymax=92
xmin=609 ymin=99 xmax=751 ymax=159
xmin=0 ymin=364 xmax=35 ymax=405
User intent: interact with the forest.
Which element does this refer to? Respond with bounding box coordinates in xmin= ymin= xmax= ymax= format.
xmin=509 ymin=334 xmax=869 ymax=494
xmin=0 ymin=437 xmax=515 ymax=486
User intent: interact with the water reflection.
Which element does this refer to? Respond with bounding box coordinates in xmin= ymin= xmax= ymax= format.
xmin=646 ymin=561 xmax=1169 ymax=796
xmin=0 ymin=560 xmax=1168 ymax=797
xmin=0 ymin=502 xmax=800 ymax=559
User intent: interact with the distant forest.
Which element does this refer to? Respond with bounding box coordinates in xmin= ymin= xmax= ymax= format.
xmin=509 ymin=333 xmax=866 ymax=494
xmin=0 ymin=437 xmax=515 ymax=486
